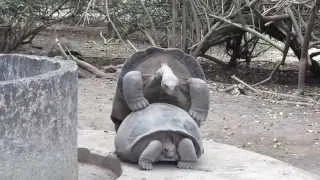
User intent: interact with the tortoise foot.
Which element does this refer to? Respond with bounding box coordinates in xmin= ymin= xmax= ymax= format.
xmin=177 ymin=161 xmax=194 ymax=169
xmin=138 ymin=160 xmax=153 ymax=170
xmin=127 ymin=97 xmax=150 ymax=111
xmin=177 ymin=138 xmax=197 ymax=169
xmin=188 ymin=109 xmax=207 ymax=126
xmin=138 ymin=140 xmax=162 ymax=170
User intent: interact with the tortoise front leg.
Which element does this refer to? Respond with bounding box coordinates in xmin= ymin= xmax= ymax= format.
xmin=177 ymin=138 xmax=197 ymax=169
xmin=123 ymin=71 xmax=150 ymax=111
xmin=187 ymin=78 xmax=209 ymax=126
xmin=138 ymin=140 xmax=162 ymax=170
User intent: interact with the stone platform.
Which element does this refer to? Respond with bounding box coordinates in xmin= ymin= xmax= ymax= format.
xmin=78 ymin=130 xmax=320 ymax=180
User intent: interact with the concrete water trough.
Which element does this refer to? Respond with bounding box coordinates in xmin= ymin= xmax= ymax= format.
xmin=0 ymin=54 xmax=78 ymax=180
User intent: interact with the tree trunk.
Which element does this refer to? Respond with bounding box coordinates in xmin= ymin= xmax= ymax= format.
xmin=170 ymin=0 xmax=177 ymax=47
xmin=181 ymin=0 xmax=187 ymax=51
xmin=297 ymin=0 xmax=320 ymax=94
xmin=189 ymin=0 xmax=201 ymax=42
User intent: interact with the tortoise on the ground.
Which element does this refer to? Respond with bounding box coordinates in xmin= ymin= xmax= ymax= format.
xmin=111 ymin=47 xmax=209 ymax=131
xmin=114 ymin=103 xmax=203 ymax=170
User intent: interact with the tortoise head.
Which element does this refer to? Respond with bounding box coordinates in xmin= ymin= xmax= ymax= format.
xmin=156 ymin=63 xmax=179 ymax=96
xmin=161 ymin=136 xmax=178 ymax=159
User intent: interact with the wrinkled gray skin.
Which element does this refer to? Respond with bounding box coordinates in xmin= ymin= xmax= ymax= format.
xmin=137 ymin=135 xmax=197 ymax=170
xmin=111 ymin=47 xmax=209 ymax=130
xmin=114 ymin=103 xmax=203 ymax=170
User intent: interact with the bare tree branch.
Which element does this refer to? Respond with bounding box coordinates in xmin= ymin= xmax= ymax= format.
xmin=210 ymin=14 xmax=284 ymax=52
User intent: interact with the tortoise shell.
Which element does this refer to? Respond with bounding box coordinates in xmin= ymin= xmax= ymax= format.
xmin=115 ymin=103 xmax=203 ymax=162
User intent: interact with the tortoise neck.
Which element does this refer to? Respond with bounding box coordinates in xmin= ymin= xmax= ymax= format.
xmin=157 ymin=63 xmax=175 ymax=80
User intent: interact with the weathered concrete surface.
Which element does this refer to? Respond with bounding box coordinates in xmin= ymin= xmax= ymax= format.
xmin=79 ymin=161 xmax=118 ymax=180
xmin=78 ymin=147 xmax=122 ymax=177
xmin=78 ymin=130 xmax=320 ymax=180
xmin=0 ymin=54 xmax=78 ymax=180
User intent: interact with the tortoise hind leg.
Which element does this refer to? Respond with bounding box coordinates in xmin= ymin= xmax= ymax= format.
xmin=138 ymin=140 xmax=162 ymax=170
xmin=177 ymin=138 xmax=197 ymax=169
xmin=123 ymin=71 xmax=149 ymax=111
xmin=187 ymin=78 xmax=209 ymax=126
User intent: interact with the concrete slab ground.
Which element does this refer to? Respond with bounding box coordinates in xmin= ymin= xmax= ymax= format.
xmin=78 ymin=130 xmax=320 ymax=180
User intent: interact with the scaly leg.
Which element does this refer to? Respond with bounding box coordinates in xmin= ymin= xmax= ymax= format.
xmin=138 ymin=140 xmax=162 ymax=170
xmin=177 ymin=138 xmax=197 ymax=169
xmin=188 ymin=78 xmax=209 ymax=126
xmin=123 ymin=71 xmax=149 ymax=111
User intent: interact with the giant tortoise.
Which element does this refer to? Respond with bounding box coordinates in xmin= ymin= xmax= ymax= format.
xmin=111 ymin=47 xmax=209 ymax=130
xmin=114 ymin=103 xmax=203 ymax=170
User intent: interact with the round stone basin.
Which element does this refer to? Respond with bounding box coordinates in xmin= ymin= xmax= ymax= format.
xmin=0 ymin=54 xmax=78 ymax=180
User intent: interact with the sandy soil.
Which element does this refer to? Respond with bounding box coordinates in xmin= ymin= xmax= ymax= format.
xmin=77 ymin=77 xmax=320 ymax=175
xmin=16 ymin=25 xmax=320 ymax=175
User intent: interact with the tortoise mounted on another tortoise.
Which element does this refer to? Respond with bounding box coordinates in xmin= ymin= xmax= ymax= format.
xmin=110 ymin=47 xmax=210 ymax=130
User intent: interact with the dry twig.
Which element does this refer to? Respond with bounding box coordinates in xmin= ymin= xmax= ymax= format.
xmin=141 ymin=30 xmax=157 ymax=46
xmin=231 ymin=75 xmax=261 ymax=94
xmin=229 ymin=75 xmax=318 ymax=105
xmin=126 ymin=40 xmax=138 ymax=52
xmin=200 ymin=54 xmax=228 ymax=66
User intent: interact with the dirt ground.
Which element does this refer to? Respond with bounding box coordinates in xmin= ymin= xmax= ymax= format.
xmin=16 ymin=25 xmax=320 ymax=175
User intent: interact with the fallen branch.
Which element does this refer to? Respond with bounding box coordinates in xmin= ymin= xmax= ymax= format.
xmin=210 ymin=14 xmax=284 ymax=52
xmin=70 ymin=54 xmax=115 ymax=79
xmin=231 ymin=75 xmax=261 ymax=94
xmin=265 ymin=99 xmax=316 ymax=106
xmin=200 ymin=54 xmax=227 ymax=66
xmin=230 ymin=75 xmax=318 ymax=104
xmin=222 ymin=84 xmax=238 ymax=92
xmin=222 ymin=84 xmax=245 ymax=93
xmin=141 ymin=29 xmax=157 ymax=47
xmin=56 ymin=38 xmax=69 ymax=59
xmin=126 ymin=39 xmax=138 ymax=52
xmin=260 ymin=89 xmax=316 ymax=102
xmin=56 ymin=38 xmax=115 ymax=79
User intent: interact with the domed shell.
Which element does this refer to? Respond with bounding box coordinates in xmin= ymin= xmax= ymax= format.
xmin=115 ymin=103 xmax=203 ymax=162
xmin=111 ymin=47 xmax=206 ymax=128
